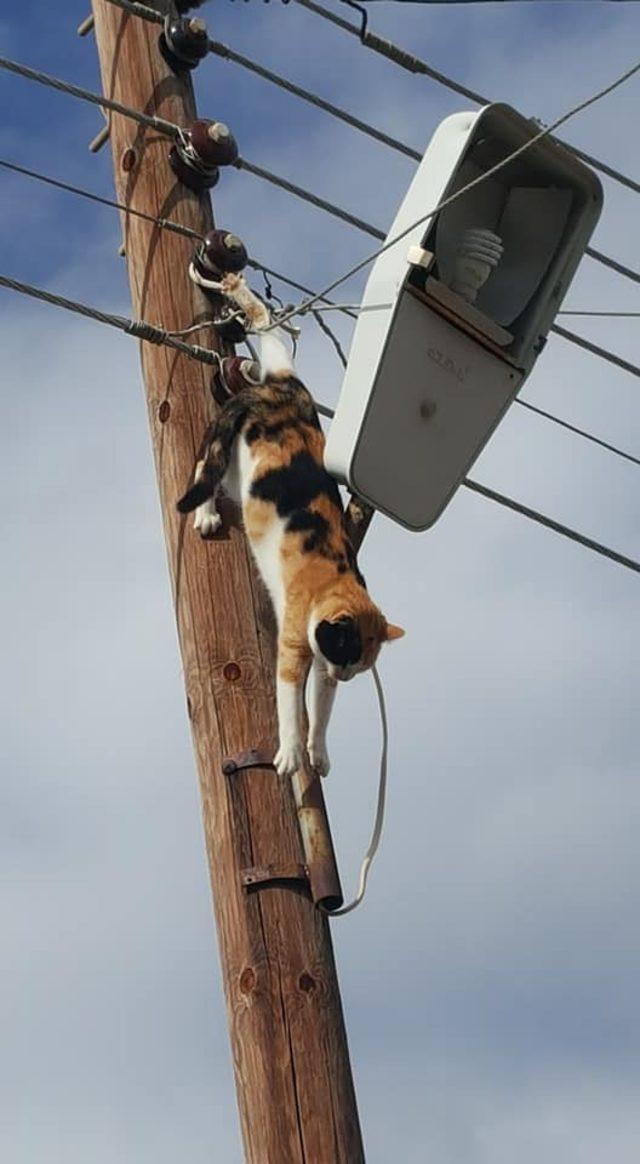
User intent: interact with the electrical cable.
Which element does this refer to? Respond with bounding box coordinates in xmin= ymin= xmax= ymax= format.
xmin=263 ymin=58 xmax=640 ymax=354
xmin=551 ymin=324 xmax=639 ymax=377
xmin=305 ymin=297 xmax=640 ymax=469
xmin=99 ymin=0 xmax=638 ymax=291
xmin=0 ymin=55 xmax=179 ymax=139
xmin=1 ymin=268 xmax=637 ymax=573
xmin=514 ymin=399 xmax=640 ymax=468
xmin=461 ymin=478 xmax=640 ymax=573
xmin=559 ymin=310 xmax=640 ymax=317
xmin=311 ymin=308 xmax=349 ymax=366
xmin=103 ymin=0 xmax=422 ymax=162
xmin=322 ymin=663 xmax=389 ymax=916
xmin=0 ymin=157 xmax=201 ymax=242
xmin=0 ymin=156 xmax=358 ymax=317
xmin=3 ymin=153 xmax=637 ymax=459
xmin=0 ymin=52 xmax=635 ymax=295
xmin=585 ymin=246 xmax=640 ymax=286
xmin=0 ymin=272 xmax=220 ymax=365
xmin=234 ymin=157 xmax=386 ymax=239
xmin=293 ymin=0 xmax=640 ymax=197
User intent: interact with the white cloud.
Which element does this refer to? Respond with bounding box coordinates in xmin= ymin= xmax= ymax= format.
xmin=1 ymin=2 xmax=639 ymax=1161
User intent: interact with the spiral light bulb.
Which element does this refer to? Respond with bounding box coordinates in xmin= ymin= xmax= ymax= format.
xmin=450 ymin=227 xmax=504 ymax=304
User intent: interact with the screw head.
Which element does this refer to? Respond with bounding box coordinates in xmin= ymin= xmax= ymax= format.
xmin=208 ymin=122 xmax=230 ymax=142
xmin=420 ymin=399 xmax=437 ymax=420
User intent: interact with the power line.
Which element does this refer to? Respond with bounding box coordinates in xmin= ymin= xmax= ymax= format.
xmin=235 ymin=157 xmax=386 ymax=238
xmin=515 ymin=399 xmax=640 ymax=468
xmin=462 ymin=478 xmax=640 ymax=574
xmin=293 ymin=0 xmax=640 ymax=197
xmin=260 ymin=59 xmax=640 ymax=378
xmin=0 ymin=54 xmax=178 ymax=138
xmin=104 ymin=0 xmax=422 ymax=162
xmin=585 ymin=246 xmax=640 ymax=286
xmin=0 ymin=272 xmax=219 ymax=364
xmin=0 ymin=157 xmax=201 ymax=242
xmin=302 ymin=293 xmax=640 ymax=468
xmin=1 ymin=269 xmax=637 ymax=573
xmin=1 ymin=50 xmax=636 ymax=297
xmin=552 ymin=324 xmax=639 ymax=378
xmin=302 ymin=288 xmax=640 ymax=470
xmin=0 ymin=151 xmax=358 ymax=319
xmin=3 ymin=143 xmax=637 ymax=388
xmin=5 ymin=148 xmax=637 ymax=463
xmin=101 ymin=0 xmax=639 ymax=292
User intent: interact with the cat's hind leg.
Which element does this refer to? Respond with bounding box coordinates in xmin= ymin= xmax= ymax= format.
xmin=192 ymin=460 xmax=222 ymax=539
xmin=177 ymin=393 xmax=254 ymax=535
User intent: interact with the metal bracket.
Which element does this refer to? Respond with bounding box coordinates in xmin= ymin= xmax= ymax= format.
xmin=222 ymin=748 xmax=275 ymax=777
xmin=241 ymin=863 xmax=310 ymax=895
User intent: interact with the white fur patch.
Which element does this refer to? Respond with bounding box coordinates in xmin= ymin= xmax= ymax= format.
xmin=258 ymin=330 xmax=295 ymax=381
xmin=275 ymin=678 xmax=305 ymax=777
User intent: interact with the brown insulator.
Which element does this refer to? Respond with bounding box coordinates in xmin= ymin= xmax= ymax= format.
xmin=160 ymin=16 xmax=209 ymax=72
xmin=201 ymin=230 xmax=248 ymax=275
xmin=189 ymin=120 xmax=238 ymax=167
xmin=222 ymin=357 xmax=262 ymax=395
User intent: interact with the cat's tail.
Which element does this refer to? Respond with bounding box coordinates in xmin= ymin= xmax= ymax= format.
xmin=176 ymin=457 xmax=217 ymax=513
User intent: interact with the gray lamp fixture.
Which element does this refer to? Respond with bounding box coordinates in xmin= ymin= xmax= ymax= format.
xmin=325 ymin=104 xmax=603 ymax=531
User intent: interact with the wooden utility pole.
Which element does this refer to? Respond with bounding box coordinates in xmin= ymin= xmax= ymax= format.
xmin=90 ymin=2 xmax=365 ymax=1161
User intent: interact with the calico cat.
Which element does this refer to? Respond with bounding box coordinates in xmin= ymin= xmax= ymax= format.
xmin=177 ymin=275 xmax=404 ymax=778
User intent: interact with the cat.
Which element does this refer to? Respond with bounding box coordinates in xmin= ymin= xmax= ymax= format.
xmin=177 ymin=273 xmax=404 ymax=779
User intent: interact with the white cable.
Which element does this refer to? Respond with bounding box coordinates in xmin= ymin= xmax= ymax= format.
xmin=322 ymin=664 xmax=389 ymax=917
xmin=264 ymin=57 xmax=640 ymax=332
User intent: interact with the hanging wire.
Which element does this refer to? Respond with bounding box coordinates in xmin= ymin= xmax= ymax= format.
xmin=1 ymin=51 xmax=637 ymax=300
xmin=461 ymin=479 xmax=640 ymax=574
xmin=3 ymin=152 xmax=638 ymax=465
xmin=0 ymin=272 xmax=220 ymax=364
xmin=292 ymin=0 xmax=640 ymax=197
xmin=1 ymin=269 xmax=638 ymax=572
xmin=311 ymin=309 xmax=349 ymax=366
xmin=0 ymin=157 xmax=201 ymax=242
xmin=103 ymin=0 xmax=422 ymax=161
xmin=101 ymin=0 xmax=639 ymax=291
xmin=514 ymin=400 xmax=640 ymax=468
xmin=0 ymin=55 xmax=179 ymax=138
xmin=552 ymin=325 xmax=639 ymax=377
xmin=262 ymin=58 xmax=640 ymax=355
xmin=559 ymin=310 xmax=640 ymax=318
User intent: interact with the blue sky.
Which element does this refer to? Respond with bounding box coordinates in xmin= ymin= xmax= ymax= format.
xmin=1 ymin=2 xmax=639 ymax=1162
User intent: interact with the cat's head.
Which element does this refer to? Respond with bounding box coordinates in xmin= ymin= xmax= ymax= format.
xmin=312 ymin=602 xmax=405 ymax=682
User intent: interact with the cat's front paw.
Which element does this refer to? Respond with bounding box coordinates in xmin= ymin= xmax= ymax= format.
xmin=221 ymin=272 xmax=242 ymax=295
xmin=274 ymin=738 xmax=304 ymax=778
xmin=194 ymin=503 xmax=221 ymax=539
xmin=307 ymin=738 xmax=331 ymax=778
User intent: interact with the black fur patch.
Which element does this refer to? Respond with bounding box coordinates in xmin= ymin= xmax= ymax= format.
xmin=251 ymin=451 xmax=342 ymax=516
xmin=287 ymin=508 xmax=330 ymax=552
xmin=245 ymin=417 xmax=297 ymax=445
xmin=315 ymin=618 xmax=362 ymax=667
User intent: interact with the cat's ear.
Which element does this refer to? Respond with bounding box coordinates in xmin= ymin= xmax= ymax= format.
xmin=385 ymin=623 xmax=406 ymax=642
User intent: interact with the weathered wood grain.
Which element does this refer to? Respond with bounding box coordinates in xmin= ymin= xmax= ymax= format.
xmin=90 ymin=3 xmax=365 ymax=1160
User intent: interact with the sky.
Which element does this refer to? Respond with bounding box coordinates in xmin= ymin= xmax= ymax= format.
xmin=1 ymin=2 xmax=639 ymax=1162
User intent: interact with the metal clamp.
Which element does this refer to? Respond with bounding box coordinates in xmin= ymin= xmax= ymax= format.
xmin=222 ymin=748 xmax=275 ymax=777
xmin=241 ymin=863 xmax=310 ymax=896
